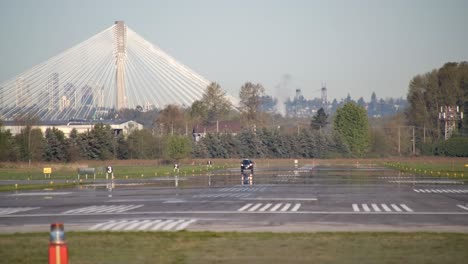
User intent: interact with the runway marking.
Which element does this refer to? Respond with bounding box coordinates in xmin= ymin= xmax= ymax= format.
xmin=371 ymin=204 xmax=381 ymax=212
xmin=3 ymin=211 xmax=468 ymax=218
xmin=390 ymin=180 xmax=463 ymax=184
xmin=259 ymin=203 xmax=272 ymax=211
xmin=9 ymin=192 xmax=71 ymax=196
xmin=291 ymin=204 xmax=301 ymax=212
xmin=244 ymin=198 xmax=317 ymax=201
xmin=413 ymin=189 xmax=468 ymax=194
xmin=457 ymin=205 xmax=468 ymax=211
xmin=193 ymin=193 xmax=251 ymax=198
xmin=238 ymin=203 xmax=301 ymax=212
xmin=62 ymin=204 xmax=143 ymax=214
xmin=89 ymin=219 xmax=196 ymax=231
xmin=280 ymin=203 xmax=292 ymax=212
xmin=352 ymin=204 xmax=413 ymax=213
xmin=248 ymin=203 xmax=263 ymax=211
xmin=270 ymin=203 xmax=283 ymax=211
xmin=352 ymin=204 xmax=360 ymax=212
xmin=238 ymin=203 xmax=253 ymax=211
xmin=0 ymin=207 xmax=39 ymax=215
xmin=218 ymin=187 xmax=266 ymax=192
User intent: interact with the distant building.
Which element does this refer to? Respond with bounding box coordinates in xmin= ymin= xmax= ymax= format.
xmin=192 ymin=121 xmax=242 ymax=141
xmin=47 ymin=73 xmax=60 ymax=111
xmin=2 ymin=120 xmax=143 ymax=137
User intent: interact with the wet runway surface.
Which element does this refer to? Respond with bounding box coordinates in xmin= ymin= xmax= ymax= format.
xmin=1 ymin=165 xmax=468 ymax=233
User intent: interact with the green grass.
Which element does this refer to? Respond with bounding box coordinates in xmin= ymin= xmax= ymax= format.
xmin=0 ymin=231 xmax=467 ymax=264
xmin=385 ymin=160 xmax=468 ymax=180
xmin=0 ymin=182 xmax=83 ymax=192
xmin=0 ymin=164 xmax=231 ymax=181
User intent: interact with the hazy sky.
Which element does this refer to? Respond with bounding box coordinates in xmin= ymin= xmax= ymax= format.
xmin=1 ymin=0 xmax=467 ymax=102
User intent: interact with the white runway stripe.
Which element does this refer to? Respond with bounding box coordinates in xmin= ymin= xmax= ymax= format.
xmin=413 ymin=189 xmax=468 ymax=194
xmin=371 ymin=204 xmax=381 ymax=212
xmin=248 ymin=204 xmax=263 ymax=211
xmin=270 ymin=203 xmax=283 ymax=211
xmin=150 ymin=220 xmax=173 ymax=231
xmin=175 ymin=219 xmax=197 ymax=231
xmin=381 ymin=204 xmax=391 ymax=212
xmin=291 ymin=204 xmax=301 ymax=212
xmin=400 ymin=204 xmax=413 ymax=212
xmin=162 ymin=219 xmax=185 ymax=231
xmin=137 ymin=220 xmax=161 ymax=231
xmin=237 ymin=203 xmax=300 ymax=212
xmin=391 ymin=204 xmax=402 ymax=212
xmin=352 ymin=204 xmax=360 ymax=212
xmin=193 ymin=193 xmax=250 ymax=198
xmin=124 ymin=220 xmax=151 ymax=231
xmin=218 ymin=187 xmax=266 ymax=192
xmin=89 ymin=220 xmax=115 ymax=231
xmin=362 ymin=204 xmax=371 ymax=212
xmin=390 ymin=180 xmax=462 ymax=184
xmin=259 ymin=203 xmax=272 ymax=211
xmin=352 ymin=203 xmax=413 ymax=213
xmin=111 ymin=220 xmax=140 ymax=231
xmin=89 ymin=219 xmax=197 ymax=232
xmin=0 ymin=207 xmax=39 ymax=215
xmin=62 ymin=205 xmax=143 ymax=214
xmin=280 ymin=203 xmax=292 ymax=212
xmin=238 ymin=203 xmax=253 ymax=211
xmin=457 ymin=205 xmax=468 ymax=211
xmin=100 ymin=221 xmax=124 ymax=231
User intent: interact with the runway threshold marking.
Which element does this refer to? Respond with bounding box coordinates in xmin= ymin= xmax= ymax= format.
xmin=89 ymin=219 xmax=197 ymax=232
xmin=243 ymin=198 xmax=317 ymax=201
xmin=0 ymin=207 xmax=40 ymax=215
xmin=62 ymin=204 xmax=143 ymax=214
xmin=352 ymin=203 xmax=413 ymax=213
xmin=238 ymin=203 xmax=301 ymax=212
xmin=414 ymin=189 xmax=468 ymax=194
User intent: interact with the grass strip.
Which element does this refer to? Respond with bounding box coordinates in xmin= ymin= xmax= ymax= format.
xmin=0 ymin=231 xmax=467 ymax=264
xmin=0 ymin=182 xmax=83 ymax=192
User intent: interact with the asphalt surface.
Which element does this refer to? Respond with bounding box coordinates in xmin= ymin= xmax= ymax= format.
xmin=1 ymin=165 xmax=468 ymax=233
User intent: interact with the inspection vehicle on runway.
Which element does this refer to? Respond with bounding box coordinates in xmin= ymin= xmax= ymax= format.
xmin=241 ymin=159 xmax=254 ymax=185
xmin=241 ymin=159 xmax=254 ymax=173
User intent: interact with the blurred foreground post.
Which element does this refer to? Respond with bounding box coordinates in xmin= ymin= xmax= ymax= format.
xmin=48 ymin=223 xmax=68 ymax=264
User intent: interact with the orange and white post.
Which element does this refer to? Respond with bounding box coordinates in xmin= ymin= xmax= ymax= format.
xmin=48 ymin=223 xmax=68 ymax=264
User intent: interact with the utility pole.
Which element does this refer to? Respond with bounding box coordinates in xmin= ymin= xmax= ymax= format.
xmin=423 ymin=125 xmax=426 ymax=143
xmin=412 ymin=126 xmax=415 ymax=155
xmin=398 ymin=126 xmax=401 ymax=155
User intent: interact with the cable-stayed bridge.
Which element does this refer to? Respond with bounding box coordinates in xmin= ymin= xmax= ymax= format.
xmin=0 ymin=21 xmax=234 ymax=121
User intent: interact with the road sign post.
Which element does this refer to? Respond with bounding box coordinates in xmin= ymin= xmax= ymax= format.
xmin=43 ymin=167 xmax=52 ymax=179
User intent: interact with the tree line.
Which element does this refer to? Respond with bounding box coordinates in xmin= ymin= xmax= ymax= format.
xmin=406 ymin=61 xmax=468 ymax=155
xmin=0 ymin=102 xmax=377 ymax=161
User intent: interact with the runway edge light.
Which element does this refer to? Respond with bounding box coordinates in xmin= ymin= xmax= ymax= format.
xmin=48 ymin=223 xmax=68 ymax=264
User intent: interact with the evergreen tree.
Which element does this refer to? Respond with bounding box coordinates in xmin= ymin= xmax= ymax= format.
xmin=0 ymin=122 xmax=19 ymax=161
xmin=311 ymin=108 xmax=329 ymax=130
xmin=44 ymin=127 xmax=67 ymax=162
xmin=333 ymin=102 xmax=370 ymax=156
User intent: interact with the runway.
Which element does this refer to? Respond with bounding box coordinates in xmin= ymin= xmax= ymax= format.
xmin=1 ymin=165 xmax=467 ymax=233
